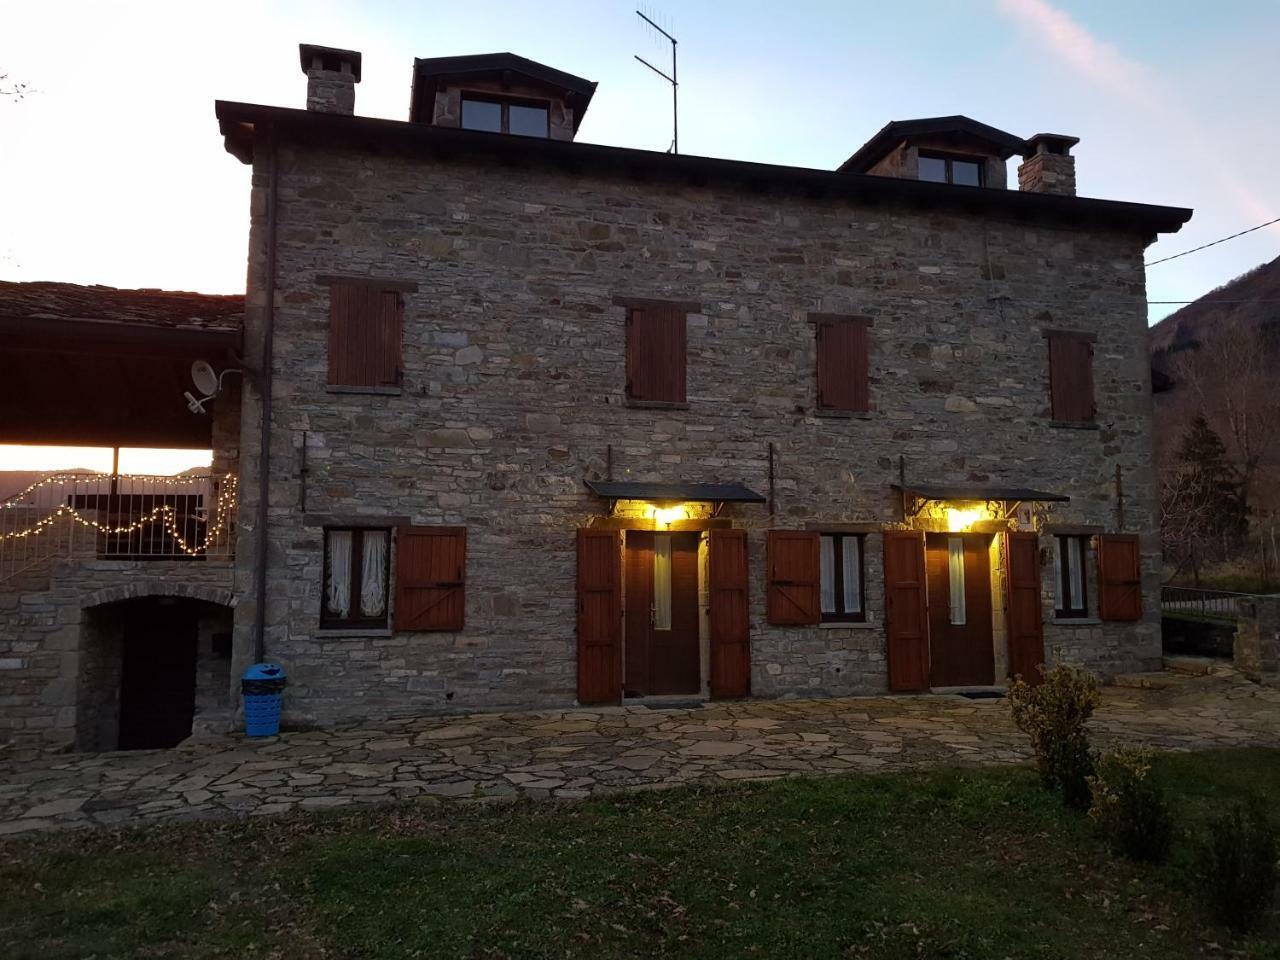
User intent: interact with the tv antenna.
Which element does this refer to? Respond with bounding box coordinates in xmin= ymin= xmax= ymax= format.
xmin=634 ymin=9 xmax=678 ymax=154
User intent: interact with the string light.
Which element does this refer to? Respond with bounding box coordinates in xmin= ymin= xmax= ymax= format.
xmin=0 ymin=474 xmax=238 ymax=557
xmin=1 ymin=471 xmax=225 ymax=508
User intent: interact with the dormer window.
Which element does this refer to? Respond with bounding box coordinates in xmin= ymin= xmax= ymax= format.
xmin=919 ymin=152 xmax=984 ymax=186
xmin=460 ymin=95 xmax=550 ymax=138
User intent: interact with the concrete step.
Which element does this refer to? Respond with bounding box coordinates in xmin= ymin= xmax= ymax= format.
xmin=1163 ymin=655 xmax=1220 ymax=676
xmin=1111 ymin=671 xmax=1191 ymax=690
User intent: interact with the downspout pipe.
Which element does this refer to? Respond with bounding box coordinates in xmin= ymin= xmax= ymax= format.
xmin=252 ymin=124 xmax=280 ymax=664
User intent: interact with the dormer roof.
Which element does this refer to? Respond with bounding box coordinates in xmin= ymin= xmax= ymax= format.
xmin=839 ymin=115 xmax=1027 ymax=173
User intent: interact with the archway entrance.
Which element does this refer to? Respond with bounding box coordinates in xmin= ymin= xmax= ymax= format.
xmin=118 ymin=601 xmax=199 ymax=749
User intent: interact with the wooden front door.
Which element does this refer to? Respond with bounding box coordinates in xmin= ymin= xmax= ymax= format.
xmin=118 ymin=600 xmax=198 ymax=750
xmin=577 ymin=529 xmax=623 ymax=704
xmin=624 ymin=530 xmax=700 ymax=696
xmin=925 ymin=533 xmax=994 ymax=687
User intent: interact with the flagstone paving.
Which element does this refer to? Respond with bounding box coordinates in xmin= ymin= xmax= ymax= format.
xmin=1 ymin=670 xmax=1277 ymax=837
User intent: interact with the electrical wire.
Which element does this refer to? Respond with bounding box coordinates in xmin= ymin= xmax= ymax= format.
xmin=1145 ymin=216 xmax=1280 ymax=267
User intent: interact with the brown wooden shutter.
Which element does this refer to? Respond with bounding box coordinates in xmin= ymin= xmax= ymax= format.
xmin=576 ymin=528 xmax=622 ymax=704
xmin=1098 ymin=533 xmax=1142 ymax=621
xmin=1047 ymin=334 xmax=1094 ymax=422
xmin=625 ymin=305 xmax=687 ymax=403
xmin=708 ymin=529 xmax=751 ymax=698
xmin=328 ymin=283 xmax=403 ymax=388
xmin=883 ymin=530 xmax=930 ymax=691
xmin=766 ymin=530 xmax=820 ymax=625
xmin=1004 ymin=531 xmax=1045 ymax=684
xmin=394 ymin=526 xmax=465 ymax=631
xmin=816 ymin=319 xmax=870 ymax=412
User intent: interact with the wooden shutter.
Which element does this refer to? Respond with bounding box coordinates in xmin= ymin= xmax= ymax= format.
xmin=1004 ymin=531 xmax=1045 ymax=684
xmin=816 ymin=319 xmax=870 ymax=412
xmin=328 ymin=283 xmax=403 ymax=388
xmin=625 ymin=305 xmax=687 ymax=403
xmin=394 ymin=526 xmax=465 ymax=631
xmin=1098 ymin=533 xmax=1142 ymax=621
xmin=1047 ymin=334 xmax=1094 ymax=422
xmin=766 ymin=530 xmax=820 ymax=625
xmin=576 ymin=528 xmax=622 ymax=704
xmin=883 ymin=530 xmax=930 ymax=691
xmin=709 ymin=529 xmax=751 ymax=698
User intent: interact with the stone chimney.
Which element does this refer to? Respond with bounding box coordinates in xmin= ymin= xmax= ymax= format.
xmin=299 ymin=43 xmax=361 ymax=115
xmin=1018 ymin=133 xmax=1079 ymax=196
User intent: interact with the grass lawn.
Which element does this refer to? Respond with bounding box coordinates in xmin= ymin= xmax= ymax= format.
xmin=2 ymin=749 xmax=1278 ymax=959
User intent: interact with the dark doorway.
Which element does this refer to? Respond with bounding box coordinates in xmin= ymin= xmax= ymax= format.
xmin=624 ymin=530 xmax=700 ymax=696
xmin=118 ymin=600 xmax=199 ymax=750
xmin=925 ymin=533 xmax=994 ymax=687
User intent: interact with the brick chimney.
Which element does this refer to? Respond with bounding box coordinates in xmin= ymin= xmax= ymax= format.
xmin=299 ymin=43 xmax=361 ymax=115
xmin=1018 ymin=133 xmax=1079 ymax=196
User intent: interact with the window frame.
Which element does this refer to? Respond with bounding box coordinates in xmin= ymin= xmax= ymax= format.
xmin=1054 ymin=534 xmax=1090 ymax=619
xmin=917 ymin=150 xmax=986 ymax=187
xmin=321 ymin=526 xmax=392 ymax=630
xmin=818 ymin=532 xmax=867 ymax=623
xmin=459 ymin=93 xmax=551 ymax=138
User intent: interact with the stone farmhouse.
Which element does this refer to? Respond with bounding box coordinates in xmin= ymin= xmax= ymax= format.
xmin=0 ymin=45 xmax=1191 ymax=753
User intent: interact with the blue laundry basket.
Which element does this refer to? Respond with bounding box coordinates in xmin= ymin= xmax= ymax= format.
xmin=241 ymin=663 xmax=287 ymax=737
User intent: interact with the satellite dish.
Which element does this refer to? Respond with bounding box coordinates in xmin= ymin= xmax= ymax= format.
xmin=191 ymin=360 xmax=220 ymax=397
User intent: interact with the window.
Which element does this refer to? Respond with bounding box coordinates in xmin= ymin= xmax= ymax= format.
xmin=653 ymin=534 xmax=672 ymax=630
xmin=814 ymin=316 xmax=871 ymax=413
xmin=1054 ymin=535 xmax=1089 ymax=618
xmin=460 ymin=96 xmax=550 ymax=138
xmin=326 ymin=281 xmax=406 ymax=390
xmin=623 ymin=302 xmax=688 ymax=405
xmin=322 ymin=527 xmax=391 ymax=629
xmin=819 ymin=533 xmax=865 ymax=623
xmin=947 ymin=536 xmax=966 ymax=625
xmin=918 ymin=152 xmax=985 ymax=186
xmin=1045 ymin=331 xmax=1096 ymax=422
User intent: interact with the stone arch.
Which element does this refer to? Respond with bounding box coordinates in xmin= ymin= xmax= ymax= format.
xmin=80 ymin=580 xmax=236 ymax=611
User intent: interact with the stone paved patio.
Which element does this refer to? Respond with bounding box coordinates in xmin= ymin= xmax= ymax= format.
xmin=2 ymin=671 xmax=1277 ymax=837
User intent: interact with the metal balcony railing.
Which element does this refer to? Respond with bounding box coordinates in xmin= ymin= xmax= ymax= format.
xmin=1159 ymin=584 xmax=1256 ymax=622
xmin=0 ymin=472 xmax=237 ymax=583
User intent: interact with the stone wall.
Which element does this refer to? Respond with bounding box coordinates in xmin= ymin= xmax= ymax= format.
xmin=1235 ymin=596 xmax=1280 ymax=681
xmin=230 ymin=134 xmax=1162 ymax=727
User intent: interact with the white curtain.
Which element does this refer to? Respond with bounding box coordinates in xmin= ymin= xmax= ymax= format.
xmin=1067 ymin=536 xmax=1084 ymax=610
xmin=326 ymin=530 xmax=353 ymax=618
xmin=841 ymin=536 xmax=862 ymax=614
xmin=819 ymin=535 xmax=836 ymax=613
xmin=361 ymin=530 xmax=388 ymax=617
xmin=947 ymin=536 xmax=967 ymax=626
xmin=653 ymin=534 xmax=672 ymax=630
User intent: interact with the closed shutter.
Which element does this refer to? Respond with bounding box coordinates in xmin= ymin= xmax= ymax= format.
xmin=766 ymin=530 xmax=820 ymax=625
xmin=883 ymin=530 xmax=930 ymax=691
xmin=394 ymin=526 xmax=465 ymax=631
xmin=576 ymin=528 xmax=623 ymax=704
xmin=1004 ymin=531 xmax=1045 ymax=684
xmin=328 ymin=283 xmax=403 ymax=388
xmin=708 ymin=529 xmax=751 ymax=698
xmin=816 ymin=319 xmax=870 ymax=412
xmin=1047 ymin=334 xmax=1094 ymax=422
xmin=625 ymin=305 xmax=687 ymax=403
xmin=1098 ymin=534 xmax=1142 ymax=621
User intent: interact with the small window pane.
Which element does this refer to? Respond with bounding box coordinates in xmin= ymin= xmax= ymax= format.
xmin=952 ymin=160 xmax=982 ymax=186
xmin=508 ymin=104 xmax=549 ymax=138
xmin=918 ymin=155 xmax=947 ymax=183
xmin=948 ymin=537 xmax=967 ymax=626
xmin=819 ymin=535 xmax=836 ymax=613
xmin=1067 ymin=537 xmax=1084 ymax=611
xmin=461 ymin=98 xmax=502 ymax=132
xmin=653 ymin=534 xmax=672 ymax=630
xmin=842 ymin=537 xmax=862 ymax=613
xmin=325 ymin=530 xmax=353 ymax=619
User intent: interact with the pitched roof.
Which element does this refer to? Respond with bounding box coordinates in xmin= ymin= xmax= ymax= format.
xmin=409 ymin=52 xmax=597 ymax=131
xmin=839 ymin=116 xmax=1029 ymax=173
xmin=0 ymin=281 xmax=243 ymax=334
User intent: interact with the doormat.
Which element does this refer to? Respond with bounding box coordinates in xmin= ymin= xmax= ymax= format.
xmin=638 ymin=699 xmax=706 ymax=710
xmin=957 ymin=690 xmax=1005 ymax=700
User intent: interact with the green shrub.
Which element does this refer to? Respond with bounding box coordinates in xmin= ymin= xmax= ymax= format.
xmin=1008 ymin=664 xmax=1101 ymax=810
xmin=1198 ymin=801 xmax=1279 ymax=931
xmin=1087 ymin=747 xmax=1173 ymax=862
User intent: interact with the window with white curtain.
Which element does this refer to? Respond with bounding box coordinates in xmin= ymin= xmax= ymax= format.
xmin=947 ymin=536 xmax=967 ymax=626
xmin=1054 ymin=534 xmax=1089 ymax=618
xmin=653 ymin=534 xmax=672 ymax=630
xmin=322 ymin=527 xmax=391 ymax=628
xmin=819 ymin=533 xmax=866 ymax=622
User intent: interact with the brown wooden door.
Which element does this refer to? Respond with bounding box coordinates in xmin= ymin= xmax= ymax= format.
xmin=118 ymin=601 xmax=198 ymax=750
xmin=883 ymin=530 xmax=930 ymax=691
xmin=624 ymin=531 xmax=700 ymax=696
xmin=926 ymin=533 xmax=994 ymax=687
xmin=1005 ymin=531 xmax=1045 ymax=684
xmin=577 ymin=528 xmax=622 ymax=704
xmin=709 ymin=529 xmax=751 ymax=698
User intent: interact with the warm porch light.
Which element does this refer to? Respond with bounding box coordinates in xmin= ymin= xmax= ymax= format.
xmin=650 ymin=504 xmax=689 ymax=528
xmin=945 ymin=506 xmax=984 ymax=532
